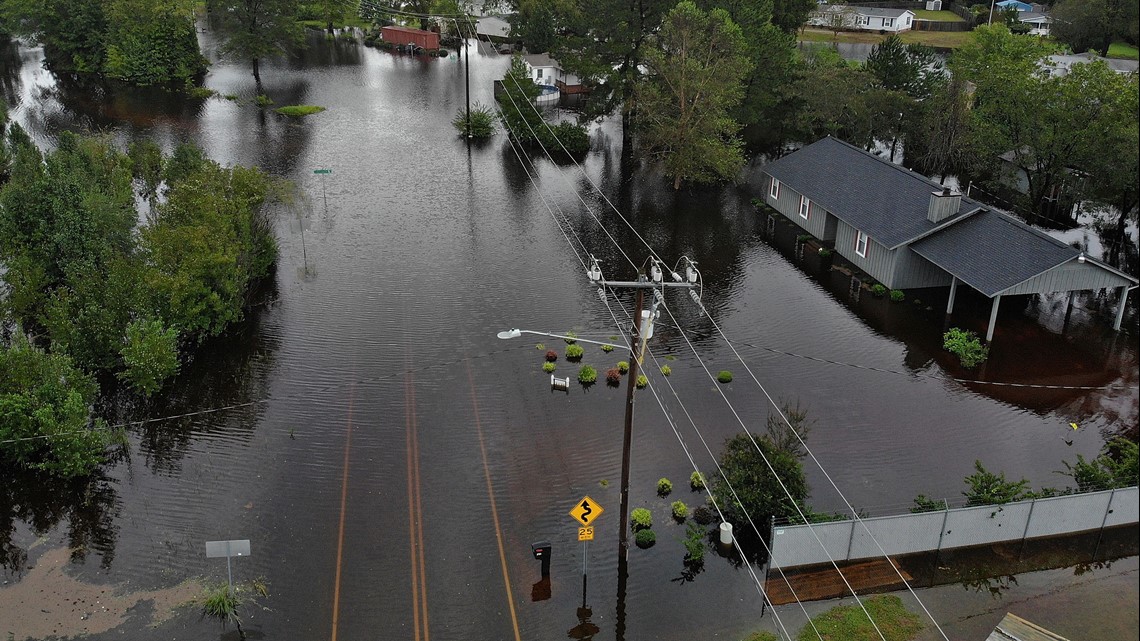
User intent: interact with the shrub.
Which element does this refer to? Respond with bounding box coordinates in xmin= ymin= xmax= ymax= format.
xmin=545 ymin=350 xmax=558 ymax=362
xmin=634 ymin=528 xmax=656 ymax=548
xmin=617 ymin=361 xmax=629 ymax=373
xmin=660 ymin=365 xmax=671 ymax=376
xmin=692 ymin=506 xmax=715 ymax=525
xmin=451 ymin=103 xmax=496 ymax=138
xmin=577 ymin=365 xmax=597 ymax=384
xmin=535 ymin=343 xmax=545 ymax=350
xmin=636 ymin=374 xmax=648 ymax=389
xmin=943 ymin=327 xmax=989 ymax=368
xmin=188 ymin=86 xmax=217 ymax=99
xmin=256 ymin=94 xmax=274 ymax=107
xmin=224 ymin=94 xmax=239 ymax=101
xmin=671 ymin=500 xmax=688 ymax=520
xmin=796 ymin=233 xmax=812 ymax=242
xmin=605 ymin=368 xmax=622 ymax=386
xmin=601 ymin=344 xmax=614 ymax=353
xmin=870 ymin=283 xmax=888 ymax=297
xmin=750 ymin=197 xmax=764 ymax=208
xmin=716 ymin=370 xmax=733 ymax=384
xmin=657 ymin=477 xmax=673 ymax=497
xmin=690 ymin=471 xmax=705 ymax=490
xmin=630 ymin=507 xmax=652 ymax=531
xmin=542 ymin=361 xmax=556 ymax=373
xmin=566 ymin=344 xmax=584 ymax=361
xmin=563 ymin=330 xmax=578 ymax=344
xmin=201 ymin=584 xmax=240 ymax=623
xmin=889 ymin=289 xmax=904 ymax=302
xmin=275 ymin=105 xmax=326 ymax=117
xmin=682 ymin=521 xmax=706 ymax=562
xmin=540 ymin=120 xmax=590 ymax=155
xmin=818 ymin=247 xmax=832 ymax=258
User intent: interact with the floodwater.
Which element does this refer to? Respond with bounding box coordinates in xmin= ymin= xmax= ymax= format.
xmin=1 ymin=24 xmax=1137 ymax=641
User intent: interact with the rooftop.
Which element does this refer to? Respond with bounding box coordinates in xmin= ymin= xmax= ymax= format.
xmin=522 ymin=53 xmax=559 ymax=69
xmin=763 ymin=137 xmax=981 ymax=249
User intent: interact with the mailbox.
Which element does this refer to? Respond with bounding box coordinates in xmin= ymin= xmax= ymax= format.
xmin=531 ymin=540 xmax=552 ymax=577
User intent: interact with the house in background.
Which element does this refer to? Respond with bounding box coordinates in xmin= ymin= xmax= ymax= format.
xmin=995 ymin=0 xmax=1034 ymax=11
xmin=759 ymin=138 xmax=1136 ymax=341
xmin=809 ymin=6 xmax=916 ymax=32
xmin=1016 ymin=11 xmax=1053 ymax=35
xmin=522 ymin=53 xmax=588 ymax=94
xmin=1045 ymin=52 xmax=1140 ymax=76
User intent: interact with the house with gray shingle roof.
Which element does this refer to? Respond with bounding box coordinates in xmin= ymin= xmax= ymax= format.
xmin=808 ymin=5 xmax=915 ymax=32
xmin=760 ymin=137 xmax=1136 ymax=340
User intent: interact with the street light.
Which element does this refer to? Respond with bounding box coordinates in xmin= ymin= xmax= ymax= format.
xmin=497 ymin=328 xmax=628 ymax=351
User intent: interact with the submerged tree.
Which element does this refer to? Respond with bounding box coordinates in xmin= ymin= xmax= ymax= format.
xmin=864 ymin=34 xmax=944 ymax=100
xmin=212 ymin=0 xmax=303 ymax=82
xmin=636 ymin=1 xmax=752 ymax=189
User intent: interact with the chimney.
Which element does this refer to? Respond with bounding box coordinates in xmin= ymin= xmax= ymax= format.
xmin=928 ymin=187 xmax=961 ymax=224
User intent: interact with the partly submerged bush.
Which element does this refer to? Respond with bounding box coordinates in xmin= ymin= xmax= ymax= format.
xmin=630 ymin=507 xmax=652 ymax=531
xmin=943 ymin=327 xmax=989 ymax=368
xmin=545 ymin=350 xmax=558 ymax=362
xmin=451 ymin=103 xmax=496 ymax=138
xmin=634 ymin=528 xmax=656 ymax=548
xmin=671 ymin=500 xmax=688 ymax=520
xmin=542 ymin=361 xmax=556 ymax=373
xmin=617 ymin=361 xmax=630 ymax=374
xmin=716 ymin=370 xmax=733 ymax=384
xmin=690 ymin=471 xmax=705 ymax=491
xmin=636 ymin=374 xmax=648 ymax=389
xmin=657 ymin=478 xmax=673 ymax=496
xmin=660 ymin=365 xmax=672 ymax=376
xmin=566 ymin=344 xmax=584 ymax=361
xmin=605 ymin=368 xmax=622 ymax=386
xmin=870 ymin=283 xmax=888 ymax=298
xmin=889 ymin=289 xmax=905 ymax=302
xmin=577 ymin=365 xmax=597 ymax=384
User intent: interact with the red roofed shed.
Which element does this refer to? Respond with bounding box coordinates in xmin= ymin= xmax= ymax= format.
xmin=381 ymin=25 xmax=440 ymax=51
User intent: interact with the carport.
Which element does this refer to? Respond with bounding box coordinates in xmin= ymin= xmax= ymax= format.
xmin=910 ymin=210 xmax=1138 ymax=341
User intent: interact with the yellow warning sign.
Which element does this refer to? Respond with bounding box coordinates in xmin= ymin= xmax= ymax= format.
xmin=569 ymin=496 xmax=604 ymax=527
xmin=578 ymin=526 xmax=594 ymax=541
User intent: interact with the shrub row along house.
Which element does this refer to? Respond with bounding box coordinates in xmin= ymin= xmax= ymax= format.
xmin=760 ymin=138 xmax=1137 ymax=341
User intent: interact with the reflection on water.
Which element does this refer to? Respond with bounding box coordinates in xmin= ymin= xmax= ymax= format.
xmin=0 ymin=25 xmax=1136 ymax=641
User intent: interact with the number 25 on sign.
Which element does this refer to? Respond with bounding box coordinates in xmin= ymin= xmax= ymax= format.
xmin=577 ymin=526 xmax=594 ymax=541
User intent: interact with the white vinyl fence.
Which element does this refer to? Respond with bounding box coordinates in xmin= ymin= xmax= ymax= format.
xmin=769 ymin=486 xmax=1138 ymax=568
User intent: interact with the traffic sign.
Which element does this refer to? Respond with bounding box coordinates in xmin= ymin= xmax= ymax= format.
xmin=577 ymin=526 xmax=594 ymax=541
xmin=569 ymin=496 xmax=603 ymax=527
xmin=313 ymin=169 xmax=332 ymax=174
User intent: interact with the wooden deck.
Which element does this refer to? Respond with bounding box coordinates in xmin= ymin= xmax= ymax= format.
xmin=764 ymin=558 xmax=914 ymax=605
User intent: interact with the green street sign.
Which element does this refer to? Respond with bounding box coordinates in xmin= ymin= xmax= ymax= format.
xmin=313 ymin=169 xmax=332 ymax=174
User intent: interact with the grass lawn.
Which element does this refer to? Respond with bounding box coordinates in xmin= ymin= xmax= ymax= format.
xmin=797 ymin=595 xmax=924 ymax=641
xmin=912 ymin=9 xmax=964 ymax=21
xmin=799 ymin=27 xmax=971 ymax=48
xmin=275 ymin=105 xmax=326 ymax=117
xmin=1107 ymin=41 xmax=1139 ymax=59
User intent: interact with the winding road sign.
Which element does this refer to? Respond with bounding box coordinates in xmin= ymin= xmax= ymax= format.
xmin=569 ymin=496 xmax=603 ymax=527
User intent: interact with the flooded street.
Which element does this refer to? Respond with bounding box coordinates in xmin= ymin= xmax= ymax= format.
xmin=1 ymin=25 xmax=1137 ymax=641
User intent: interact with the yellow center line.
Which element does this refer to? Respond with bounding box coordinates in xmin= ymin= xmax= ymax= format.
xmin=465 ymin=358 xmax=523 ymax=641
xmin=409 ymin=366 xmax=431 ymax=640
xmin=405 ymin=369 xmax=423 ymax=641
xmin=330 ymin=382 xmax=356 ymax=641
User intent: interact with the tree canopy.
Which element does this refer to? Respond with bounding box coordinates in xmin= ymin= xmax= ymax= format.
xmin=636 ymin=1 xmax=752 ymax=189
xmin=212 ymin=0 xmax=304 ymax=81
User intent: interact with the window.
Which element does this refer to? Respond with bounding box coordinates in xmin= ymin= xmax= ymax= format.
xmin=536 ymin=68 xmax=544 ymax=79
xmin=884 ymin=17 xmax=894 ymax=27
xmin=798 ymin=195 xmax=810 ymax=220
xmin=906 ymin=16 xmax=912 ymax=25
xmin=770 ymin=178 xmax=780 ymax=200
xmin=855 ymin=230 xmax=869 ymax=258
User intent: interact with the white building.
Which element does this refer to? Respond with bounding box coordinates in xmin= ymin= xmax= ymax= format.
xmin=522 ymin=53 xmax=587 ymax=94
xmin=809 ymin=6 xmax=916 ymax=32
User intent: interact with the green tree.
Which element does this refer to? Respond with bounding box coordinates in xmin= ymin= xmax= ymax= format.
xmin=119 ymin=318 xmax=181 ymax=396
xmin=496 ymin=55 xmax=544 ymax=143
xmin=554 ymin=0 xmax=674 ymax=146
xmin=963 ymin=460 xmax=1029 ymax=506
xmin=864 ymin=34 xmax=944 ymax=100
xmin=1051 ymin=0 xmax=1137 ymax=57
xmin=770 ymin=0 xmax=816 ymax=33
xmin=213 ymin=0 xmax=304 ymax=82
xmin=636 ymin=1 xmax=752 ymax=189
xmin=712 ymin=431 xmax=809 ymax=535
xmin=1064 ymin=438 xmax=1139 ymax=492
xmin=0 ymin=333 xmax=109 ymax=477
xmin=906 ymin=75 xmax=976 ymax=184
xmin=784 ymin=45 xmax=877 ymax=147
xmin=35 ymin=0 xmax=109 ymax=73
xmin=508 ymin=0 xmax=568 ymax=53
xmin=309 ymin=0 xmax=359 ymax=33
xmin=104 ymin=0 xmax=207 ymax=85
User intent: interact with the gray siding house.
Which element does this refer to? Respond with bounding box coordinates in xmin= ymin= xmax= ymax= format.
xmin=760 ymin=138 xmax=1137 ymax=340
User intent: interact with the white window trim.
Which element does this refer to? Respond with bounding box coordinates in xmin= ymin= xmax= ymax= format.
xmin=799 ymin=195 xmax=810 ymax=220
xmin=884 ymin=17 xmax=894 ymax=27
xmin=770 ymin=178 xmax=780 ymax=200
xmin=855 ymin=230 xmax=869 ymax=258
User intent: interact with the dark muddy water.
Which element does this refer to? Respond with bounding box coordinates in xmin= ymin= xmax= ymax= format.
xmin=1 ymin=25 xmax=1137 ymax=641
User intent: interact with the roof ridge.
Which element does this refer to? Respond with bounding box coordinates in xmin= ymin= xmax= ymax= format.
xmin=822 ymin=136 xmax=948 ymax=193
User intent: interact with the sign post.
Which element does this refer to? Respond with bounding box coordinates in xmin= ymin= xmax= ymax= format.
xmin=313 ymin=168 xmax=331 ymax=216
xmin=569 ymin=496 xmax=603 ymax=609
xmin=205 ymin=539 xmax=251 ymax=592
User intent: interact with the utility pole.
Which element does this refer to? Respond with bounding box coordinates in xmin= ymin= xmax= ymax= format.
xmin=617 ymin=283 xmax=645 ymax=556
xmin=464 ymin=17 xmax=471 ymax=138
